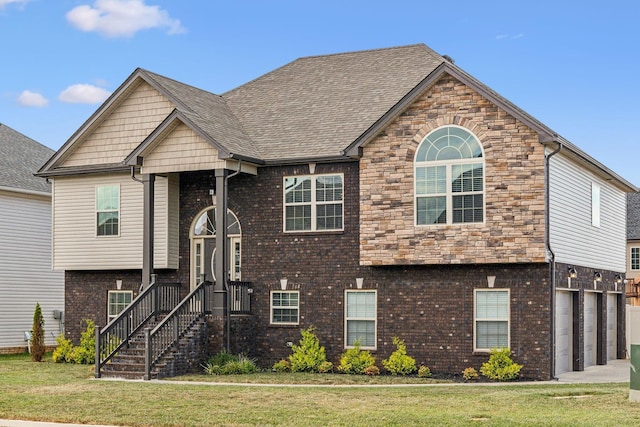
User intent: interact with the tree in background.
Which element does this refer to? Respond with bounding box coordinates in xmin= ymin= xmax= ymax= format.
xmin=31 ymin=303 xmax=46 ymax=362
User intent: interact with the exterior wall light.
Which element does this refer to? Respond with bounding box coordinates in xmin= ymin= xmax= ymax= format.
xmin=615 ymin=274 xmax=623 ymax=284
xmin=567 ymin=267 xmax=578 ymax=279
xmin=594 ymin=272 xmax=603 ymax=282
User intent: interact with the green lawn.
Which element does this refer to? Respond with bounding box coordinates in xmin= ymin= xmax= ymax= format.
xmin=1 ymin=353 xmax=640 ymax=426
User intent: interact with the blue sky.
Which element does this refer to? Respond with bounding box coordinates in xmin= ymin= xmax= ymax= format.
xmin=1 ymin=0 xmax=639 ymax=185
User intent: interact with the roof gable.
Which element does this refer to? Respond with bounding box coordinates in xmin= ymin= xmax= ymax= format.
xmin=0 ymin=123 xmax=53 ymax=194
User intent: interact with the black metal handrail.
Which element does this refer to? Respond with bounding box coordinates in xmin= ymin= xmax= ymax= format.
xmin=94 ymin=279 xmax=181 ymax=378
xmin=229 ymin=281 xmax=252 ymax=314
xmin=144 ymin=281 xmax=211 ymax=380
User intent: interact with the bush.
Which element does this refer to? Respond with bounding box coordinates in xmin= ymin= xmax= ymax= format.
xmin=72 ymin=320 xmax=96 ymax=364
xmin=51 ymin=319 xmax=96 ymax=365
xmin=462 ymin=367 xmax=479 ymax=381
xmin=317 ymin=361 xmax=334 ymax=373
xmin=288 ymin=327 xmax=327 ymax=373
xmin=30 ymin=303 xmax=46 ymax=362
xmin=272 ymin=359 xmax=291 ymax=372
xmin=203 ymin=352 xmax=258 ymax=375
xmin=418 ymin=365 xmax=432 ymax=378
xmin=382 ymin=337 xmax=416 ymax=375
xmin=364 ymin=365 xmax=380 ymax=376
xmin=52 ymin=335 xmax=75 ymax=363
xmin=480 ymin=348 xmax=523 ymax=381
xmin=337 ymin=341 xmax=376 ymax=374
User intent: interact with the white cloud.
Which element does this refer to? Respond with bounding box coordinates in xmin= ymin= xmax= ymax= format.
xmin=496 ymin=33 xmax=525 ymax=41
xmin=0 ymin=0 xmax=30 ymax=9
xmin=58 ymin=84 xmax=111 ymax=104
xmin=66 ymin=0 xmax=185 ymax=38
xmin=17 ymin=90 xmax=48 ymax=107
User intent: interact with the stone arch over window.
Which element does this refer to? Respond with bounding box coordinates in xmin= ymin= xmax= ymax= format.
xmin=414 ymin=125 xmax=485 ymax=225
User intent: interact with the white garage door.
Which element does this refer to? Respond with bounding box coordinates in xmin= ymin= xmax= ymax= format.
xmin=584 ymin=292 xmax=597 ymax=368
xmin=555 ymin=291 xmax=572 ymax=375
xmin=607 ymin=294 xmax=617 ymax=361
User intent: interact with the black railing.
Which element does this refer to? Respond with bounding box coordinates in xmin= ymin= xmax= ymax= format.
xmin=94 ymin=279 xmax=181 ymax=378
xmin=229 ymin=281 xmax=252 ymax=315
xmin=144 ymin=281 xmax=211 ymax=380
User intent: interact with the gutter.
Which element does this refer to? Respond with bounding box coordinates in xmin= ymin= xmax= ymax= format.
xmin=545 ymin=141 xmax=563 ymax=379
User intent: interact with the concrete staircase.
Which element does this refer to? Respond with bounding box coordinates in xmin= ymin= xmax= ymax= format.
xmin=101 ymin=317 xmax=209 ymax=380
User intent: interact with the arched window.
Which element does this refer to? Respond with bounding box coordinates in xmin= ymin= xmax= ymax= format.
xmin=414 ymin=126 xmax=484 ymax=225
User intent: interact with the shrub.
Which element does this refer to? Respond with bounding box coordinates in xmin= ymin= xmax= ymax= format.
xmin=272 ymin=359 xmax=291 ymax=372
xmin=288 ymin=326 xmax=327 ymax=373
xmin=382 ymin=337 xmax=416 ymax=375
xmin=30 ymin=303 xmax=46 ymax=362
xmin=418 ymin=365 xmax=432 ymax=378
xmin=72 ymin=320 xmax=96 ymax=364
xmin=480 ymin=348 xmax=523 ymax=381
xmin=337 ymin=341 xmax=376 ymax=374
xmin=462 ymin=367 xmax=479 ymax=381
xmin=317 ymin=361 xmax=334 ymax=373
xmin=203 ymin=352 xmax=258 ymax=375
xmin=364 ymin=365 xmax=380 ymax=376
xmin=52 ymin=335 xmax=75 ymax=363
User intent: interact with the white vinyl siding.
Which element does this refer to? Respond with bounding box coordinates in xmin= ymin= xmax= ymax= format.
xmin=52 ymin=173 xmax=178 ymax=270
xmin=548 ymin=152 xmax=626 ymax=272
xmin=0 ymin=190 xmax=64 ymax=350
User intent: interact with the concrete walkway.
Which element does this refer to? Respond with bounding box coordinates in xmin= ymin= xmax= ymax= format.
xmin=0 ymin=360 xmax=631 ymax=427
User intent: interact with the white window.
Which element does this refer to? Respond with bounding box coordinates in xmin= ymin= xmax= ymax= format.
xmin=345 ymin=290 xmax=376 ymax=349
xmin=270 ymin=291 xmax=299 ymax=325
xmin=107 ymin=290 xmax=132 ymax=321
xmin=632 ymin=247 xmax=640 ymax=271
xmin=415 ymin=126 xmax=484 ymax=225
xmin=591 ymin=182 xmax=601 ymax=228
xmin=474 ymin=289 xmax=510 ymax=351
xmin=96 ymin=185 xmax=119 ymax=236
xmin=284 ymin=174 xmax=343 ymax=231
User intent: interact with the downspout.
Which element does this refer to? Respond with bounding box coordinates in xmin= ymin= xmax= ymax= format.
xmin=223 ymin=159 xmax=242 ymax=352
xmin=545 ymin=142 xmax=563 ymax=379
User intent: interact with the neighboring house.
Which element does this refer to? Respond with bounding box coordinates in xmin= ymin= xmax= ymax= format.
xmin=626 ymin=193 xmax=640 ymax=306
xmin=37 ymin=44 xmax=635 ymax=380
xmin=0 ymin=123 xmax=64 ymax=353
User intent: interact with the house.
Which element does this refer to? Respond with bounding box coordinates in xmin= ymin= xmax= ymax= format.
xmin=0 ymin=123 xmax=64 ymax=353
xmin=36 ymin=44 xmax=636 ymax=380
xmin=626 ymin=193 xmax=640 ymax=306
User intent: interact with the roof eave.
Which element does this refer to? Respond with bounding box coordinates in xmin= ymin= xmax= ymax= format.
xmin=35 ymin=163 xmax=131 ymax=178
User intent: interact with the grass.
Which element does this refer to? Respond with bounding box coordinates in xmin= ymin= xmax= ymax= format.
xmin=1 ymin=353 xmax=640 ymax=426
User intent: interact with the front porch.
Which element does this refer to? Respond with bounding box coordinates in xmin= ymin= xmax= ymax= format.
xmin=95 ymin=278 xmax=253 ymax=380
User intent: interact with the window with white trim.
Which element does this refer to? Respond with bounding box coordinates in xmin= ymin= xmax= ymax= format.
xmin=345 ymin=290 xmax=376 ymax=349
xmin=96 ymin=184 xmax=119 ymax=236
xmin=270 ymin=291 xmax=299 ymax=325
xmin=632 ymin=247 xmax=640 ymax=271
xmin=474 ymin=289 xmax=510 ymax=351
xmin=284 ymin=174 xmax=343 ymax=231
xmin=415 ymin=126 xmax=484 ymax=225
xmin=107 ymin=290 xmax=132 ymax=321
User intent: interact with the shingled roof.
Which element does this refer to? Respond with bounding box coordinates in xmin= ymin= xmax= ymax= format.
xmin=0 ymin=123 xmax=53 ymax=194
xmin=223 ymin=44 xmax=444 ymax=161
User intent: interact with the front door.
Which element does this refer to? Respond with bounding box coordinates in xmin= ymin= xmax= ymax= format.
xmin=190 ymin=207 xmax=242 ymax=290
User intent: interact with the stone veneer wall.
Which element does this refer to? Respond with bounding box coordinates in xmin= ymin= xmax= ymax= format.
xmin=360 ymin=74 xmax=547 ymax=266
